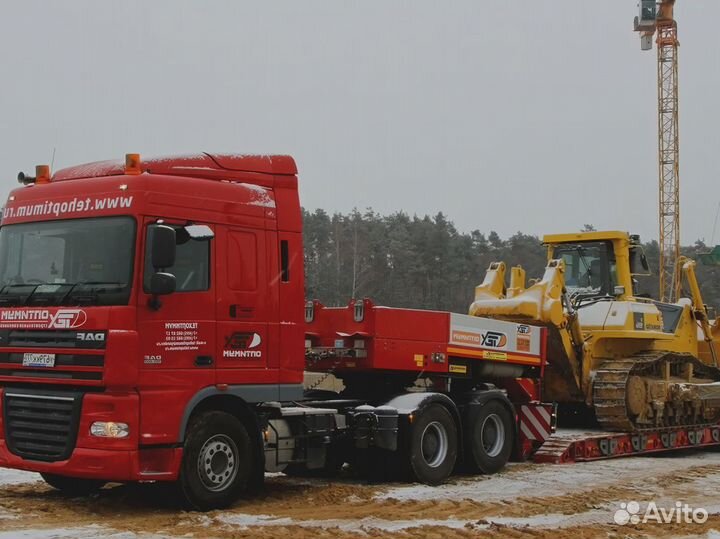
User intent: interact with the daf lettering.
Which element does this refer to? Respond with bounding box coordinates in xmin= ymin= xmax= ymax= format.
xmin=77 ymin=332 xmax=105 ymax=342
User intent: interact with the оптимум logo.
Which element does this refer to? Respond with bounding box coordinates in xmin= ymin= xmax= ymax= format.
xmin=614 ymin=500 xmax=708 ymax=526
xmin=223 ymin=332 xmax=263 ymax=359
xmin=0 ymin=308 xmax=88 ymax=329
xmin=481 ymin=331 xmax=507 ymax=348
xmin=49 ymin=309 xmax=87 ymax=329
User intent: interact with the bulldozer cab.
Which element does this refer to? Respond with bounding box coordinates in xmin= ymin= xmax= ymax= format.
xmin=544 ymin=231 xmax=649 ymax=305
xmin=550 ymin=241 xmax=616 ymax=300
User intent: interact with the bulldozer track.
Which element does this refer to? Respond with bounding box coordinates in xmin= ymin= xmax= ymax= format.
xmin=593 ymin=351 xmax=720 ymax=432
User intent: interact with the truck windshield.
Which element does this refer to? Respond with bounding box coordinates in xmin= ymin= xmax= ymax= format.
xmin=0 ymin=217 xmax=135 ymax=306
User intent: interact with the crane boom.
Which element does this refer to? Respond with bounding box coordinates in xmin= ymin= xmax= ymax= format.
xmin=635 ymin=0 xmax=681 ymax=302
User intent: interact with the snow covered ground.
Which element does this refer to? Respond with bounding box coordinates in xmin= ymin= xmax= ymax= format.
xmin=380 ymin=451 xmax=720 ymax=502
xmin=2 ymin=451 xmax=720 ymax=538
xmin=0 ymin=527 xmax=168 ymax=539
xmin=0 ymin=469 xmax=39 ymax=487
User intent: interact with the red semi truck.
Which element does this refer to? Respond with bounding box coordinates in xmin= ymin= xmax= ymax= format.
xmin=0 ymin=153 xmax=555 ymax=509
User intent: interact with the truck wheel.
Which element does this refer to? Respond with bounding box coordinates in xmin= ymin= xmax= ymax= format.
xmin=178 ymin=411 xmax=254 ymax=511
xmin=40 ymin=473 xmax=105 ymax=496
xmin=406 ymin=404 xmax=457 ymax=485
xmin=463 ymin=400 xmax=514 ymax=474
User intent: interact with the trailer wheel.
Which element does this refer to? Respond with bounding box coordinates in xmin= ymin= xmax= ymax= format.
xmin=463 ymin=400 xmax=513 ymax=474
xmin=40 ymin=473 xmax=105 ymax=496
xmin=406 ymin=404 xmax=458 ymax=485
xmin=178 ymin=411 xmax=253 ymax=511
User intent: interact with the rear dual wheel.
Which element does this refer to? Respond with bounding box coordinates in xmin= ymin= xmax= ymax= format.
xmin=406 ymin=404 xmax=458 ymax=485
xmin=462 ymin=400 xmax=514 ymax=474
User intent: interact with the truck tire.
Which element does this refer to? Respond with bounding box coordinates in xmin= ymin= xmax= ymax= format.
xmin=463 ymin=400 xmax=514 ymax=474
xmin=40 ymin=473 xmax=105 ymax=496
xmin=405 ymin=404 xmax=457 ymax=485
xmin=178 ymin=411 xmax=254 ymax=511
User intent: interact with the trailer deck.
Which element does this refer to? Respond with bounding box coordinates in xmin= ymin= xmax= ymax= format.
xmin=534 ymin=425 xmax=720 ymax=463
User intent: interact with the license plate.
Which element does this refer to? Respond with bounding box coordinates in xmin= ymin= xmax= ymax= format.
xmin=22 ymin=353 xmax=56 ymax=368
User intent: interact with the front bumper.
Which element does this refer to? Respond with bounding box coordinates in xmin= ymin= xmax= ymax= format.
xmin=0 ymin=441 xmax=183 ymax=481
xmin=0 ymin=388 xmax=183 ymax=482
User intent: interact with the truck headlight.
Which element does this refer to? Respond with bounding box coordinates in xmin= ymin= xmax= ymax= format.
xmin=90 ymin=421 xmax=129 ymax=438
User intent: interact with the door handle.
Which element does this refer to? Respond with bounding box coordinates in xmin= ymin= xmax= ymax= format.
xmin=195 ymin=355 xmax=213 ymax=367
xmin=229 ymin=305 xmax=254 ymax=318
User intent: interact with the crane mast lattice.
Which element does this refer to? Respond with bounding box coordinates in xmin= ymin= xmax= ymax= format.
xmin=636 ymin=0 xmax=680 ymax=302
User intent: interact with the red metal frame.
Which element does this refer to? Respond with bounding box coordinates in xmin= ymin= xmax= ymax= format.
xmin=534 ymin=425 xmax=720 ymax=463
xmin=306 ymin=299 xmax=547 ymax=379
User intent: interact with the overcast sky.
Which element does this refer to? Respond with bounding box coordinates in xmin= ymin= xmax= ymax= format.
xmin=1 ymin=1 xmax=718 ymax=244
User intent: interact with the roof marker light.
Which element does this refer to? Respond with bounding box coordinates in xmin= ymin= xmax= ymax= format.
xmin=35 ymin=165 xmax=51 ymax=184
xmin=125 ymin=153 xmax=142 ymax=175
xmin=353 ymin=300 xmax=365 ymax=322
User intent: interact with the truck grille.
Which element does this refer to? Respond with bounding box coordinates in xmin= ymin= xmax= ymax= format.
xmin=0 ymin=330 xmax=106 ymax=349
xmin=3 ymin=390 xmax=83 ymax=462
xmin=0 ymin=353 xmax=103 ymax=381
xmin=0 ymin=330 xmax=106 ymax=384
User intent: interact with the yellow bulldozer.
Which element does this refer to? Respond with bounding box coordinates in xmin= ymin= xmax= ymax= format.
xmin=470 ymin=231 xmax=720 ymax=431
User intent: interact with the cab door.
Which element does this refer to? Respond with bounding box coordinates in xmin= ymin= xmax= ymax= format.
xmin=215 ymin=226 xmax=276 ymax=385
xmin=137 ymin=219 xmax=216 ymax=444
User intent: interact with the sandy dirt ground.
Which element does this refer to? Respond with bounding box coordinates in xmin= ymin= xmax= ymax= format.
xmin=2 ymin=450 xmax=720 ymax=539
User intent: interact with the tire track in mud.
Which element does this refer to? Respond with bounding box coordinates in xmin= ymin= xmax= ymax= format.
xmin=2 ymin=463 xmax=720 ymax=538
xmin=206 ymin=463 xmax=720 ymax=522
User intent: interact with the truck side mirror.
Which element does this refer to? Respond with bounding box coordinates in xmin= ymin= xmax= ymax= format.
xmin=151 ymin=225 xmax=176 ymax=270
xmin=150 ymin=272 xmax=176 ymax=295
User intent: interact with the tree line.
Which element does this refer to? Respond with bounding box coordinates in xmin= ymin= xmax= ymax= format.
xmin=303 ymin=209 xmax=720 ymax=316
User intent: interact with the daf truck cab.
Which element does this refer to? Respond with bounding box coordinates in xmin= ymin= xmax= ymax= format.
xmin=0 ymin=153 xmax=307 ymax=508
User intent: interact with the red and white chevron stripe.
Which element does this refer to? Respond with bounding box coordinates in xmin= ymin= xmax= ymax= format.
xmin=519 ymin=404 xmax=554 ymax=442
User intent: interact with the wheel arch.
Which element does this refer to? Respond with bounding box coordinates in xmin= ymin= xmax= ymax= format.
xmin=382 ymin=392 xmax=463 ymax=441
xmin=464 ymin=389 xmax=515 ymax=418
xmin=182 ymin=394 xmax=261 ymax=439
xmin=178 ymin=383 xmax=302 ymax=443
